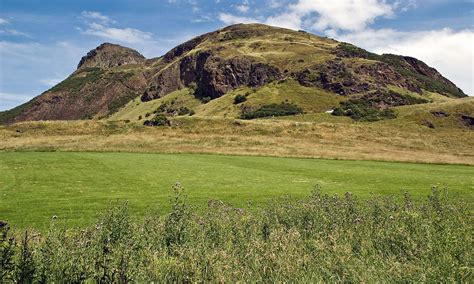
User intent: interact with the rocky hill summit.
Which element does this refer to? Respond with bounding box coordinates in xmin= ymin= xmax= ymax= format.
xmin=0 ymin=23 xmax=467 ymax=124
xmin=77 ymin=43 xmax=146 ymax=69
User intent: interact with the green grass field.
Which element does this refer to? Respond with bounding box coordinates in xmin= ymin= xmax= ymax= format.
xmin=1 ymin=151 xmax=473 ymax=229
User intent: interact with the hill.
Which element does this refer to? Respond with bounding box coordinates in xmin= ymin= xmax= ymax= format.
xmin=0 ymin=23 xmax=468 ymax=125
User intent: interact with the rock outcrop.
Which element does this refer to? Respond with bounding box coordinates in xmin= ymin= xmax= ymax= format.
xmin=142 ymin=51 xmax=281 ymax=101
xmin=77 ymin=43 xmax=145 ymax=69
xmin=297 ymin=60 xmax=420 ymax=95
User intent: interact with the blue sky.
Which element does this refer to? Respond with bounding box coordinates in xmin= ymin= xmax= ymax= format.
xmin=0 ymin=0 xmax=473 ymax=111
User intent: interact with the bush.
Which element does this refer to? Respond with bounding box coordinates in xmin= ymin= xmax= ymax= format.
xmin=200 ymin=96 xmax=211 ymax=104
xmin=241 ymin=103 xmax=303 ymax=119
xmin=233 ymin=94 xmax=247 ymax=105
xmin=0 ymin=223 xmax=15 ymax=281
xmin=188 ymin=82 xmax=198 ymax=94
xmin=1 ymin=187 xmax=472 ymax=282
xmin=332 ymin=99 xmax=397 ymax=121
xmin=155 ymin=102 xmax=193 ymax=116
xmin=16 ymin=231 xmax=35 ymax=283
xmin=143 ymin=114 xmax=170 ymax=127
xmin=177 ymin=107 xmax=192 ymax=116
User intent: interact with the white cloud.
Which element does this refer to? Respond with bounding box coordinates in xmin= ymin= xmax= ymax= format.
xmin=236 ymin=5 xmax=250 ymax=13
xmin=235 ymin=0 xmax=250 ymax=13
xmin=0 ymin=29 xmax=30 ymax=37
xmin=265 ymin=12 xmax=302 ymax=30
xmin=81 ymin=11 xmax=113 ymax=24
xmin=281 ymin=0 xmax=393 ymax=32
xmin=81 ymin=22 xmax=152 ymax=44
xmin=219 ymin=13 xmax=258 ymax=25
xmin=0 ymin=18 xmax=30 ymax=37
xmin=394 ymin=0 xmax=418 ymax=12
xmin=79 ymin=11 xmax=153 ymax=44
xmin=221 ymin=0 xmax=394 ymax=32
xmin=267 ymin=0 xmax=287 ymax=9
xmin=335 ymin=28 xmax=474 ymax=95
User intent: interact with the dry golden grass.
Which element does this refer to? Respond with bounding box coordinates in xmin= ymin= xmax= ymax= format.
xmin=1 ymin=114 xmax=473 ymax=165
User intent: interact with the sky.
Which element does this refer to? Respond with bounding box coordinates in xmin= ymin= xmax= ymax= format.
xmin=0 ymin=0 xmax=473 ymax=111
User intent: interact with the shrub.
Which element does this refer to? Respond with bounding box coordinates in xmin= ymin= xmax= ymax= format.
xmin=16 ymin=231 xmax=35 ymax=283
xmin=144 ymin=113 xmax=170 ymax=127
xmin=155 ymin=102 xmax=193 ymax=116
xmin=332 ymin=99 xmax=397 ymax=121
xmin=156 ymin=103 xmax=168 ymax=113
xmin=0 ymin=223 xmax=15 ymax=281
xmin=188 ymin=82 xmax=198 ymax=94
xmin=233 ymin=94 xmax=247 ymax=105
xmin=177 ymin=107 xmax=192 ymax=116
xmin=1 ymin=187 xmax=471 ymax=282
xmin=201 ymin=97 xmax=211 ymax=104
xmin=241 ymin=103 xmax=303 ymax=119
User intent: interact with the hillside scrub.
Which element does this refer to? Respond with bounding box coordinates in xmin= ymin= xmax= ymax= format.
xmin=143 ymin=114 xmax=170 ymax=126
xmin=241 ymin=103 xmax=303 ymax=119
xmin=332 ymin=100 xmax=397 ymax=121
xmin=233 ymin=94 xmax=248 ymax=104
xmin=1 ymin=185 xmax=471 ymax=282
xmin=49 ymin=68 xmax=104 ymax=93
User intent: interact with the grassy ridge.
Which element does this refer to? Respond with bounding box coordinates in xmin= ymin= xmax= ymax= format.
xmin=1 ymin=187 xmax=472 ymax=282
xmin=1 ymin=152 xmax=473 ymax=229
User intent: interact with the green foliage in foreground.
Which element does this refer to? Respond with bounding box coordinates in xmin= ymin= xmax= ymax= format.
xmin=241 ymin=102 xmax=303 ymax=119
xmin=1 ymin=186 xmax=472 ymax=282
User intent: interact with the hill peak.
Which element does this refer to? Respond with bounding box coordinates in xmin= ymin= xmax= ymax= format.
xmin=77 ymin=43 xmax=145 ymax=70
xmin=0 ymin=23 xmax=467 ymax=125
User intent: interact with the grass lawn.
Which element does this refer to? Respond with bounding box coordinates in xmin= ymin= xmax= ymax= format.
xmin=1 ymin=151 xmax=473 ymax=230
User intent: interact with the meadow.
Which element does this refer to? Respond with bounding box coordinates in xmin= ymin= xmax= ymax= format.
xmin=1 ymin=151 xmax=473 ymax=230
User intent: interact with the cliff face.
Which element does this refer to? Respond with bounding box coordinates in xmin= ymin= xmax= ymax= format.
xmin=142 ymin=51 xmax=281 ymax=101
xmin=0 ymin=23 xmax=466 ymax=124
